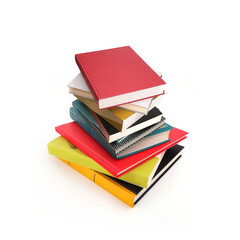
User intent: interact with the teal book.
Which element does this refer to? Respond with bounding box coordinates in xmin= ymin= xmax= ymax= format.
xmin=70 ymin=100 xmax=172 ymax=159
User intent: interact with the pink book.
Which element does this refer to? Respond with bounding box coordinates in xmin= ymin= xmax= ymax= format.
xmin=75 ymin=46 xmax=166 ymax=109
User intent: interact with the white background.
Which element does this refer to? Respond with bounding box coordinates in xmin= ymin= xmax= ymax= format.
xmin=1 ymin=0 xmax=240 ymax=239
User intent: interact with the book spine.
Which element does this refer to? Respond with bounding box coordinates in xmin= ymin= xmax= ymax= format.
xmin=75 ymin=55 xmax=100 ymax=107
xmin=59 ymin=158 xmax=135 ymax=207
xmin=48 ymin=142 xmax=111 ymax=176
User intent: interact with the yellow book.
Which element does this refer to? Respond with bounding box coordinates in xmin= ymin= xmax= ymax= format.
xmin=48 ymin=136 xmax=164 ymax=188
xmin=59 ymin=158 xmax=136 ymax=207
xmin=75 ymin=96 xmax=143 ymax=131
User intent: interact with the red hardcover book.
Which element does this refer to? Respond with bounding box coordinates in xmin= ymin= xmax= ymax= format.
xmin=75 ymin=46 xmax=166 ymax=109
xmin=55 ymin=122 xmax=188 ymax=177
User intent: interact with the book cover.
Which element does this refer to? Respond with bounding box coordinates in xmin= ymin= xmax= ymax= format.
xmin=55 ymin=121 xmax=188 ymax=177
xmin=56 ymin=145 xmax=182 ymax=207
xmin=48 ymin=136 xmax=167 ymax=188
xmin=75 ymin=46 xmax=166 ymax=109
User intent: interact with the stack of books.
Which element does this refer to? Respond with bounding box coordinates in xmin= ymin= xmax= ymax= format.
xmin=47 ymin=46 xmax=188 ymax=207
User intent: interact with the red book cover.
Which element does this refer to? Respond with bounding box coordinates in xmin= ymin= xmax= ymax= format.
xmin=55 ymin=122 xmax=188 ymax=178
xmin=75 ymin=46 xmax=166 ymax=109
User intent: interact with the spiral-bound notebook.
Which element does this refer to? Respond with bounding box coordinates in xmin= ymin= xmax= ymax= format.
xmin=70 ymin=104 xmax=170 ymax=159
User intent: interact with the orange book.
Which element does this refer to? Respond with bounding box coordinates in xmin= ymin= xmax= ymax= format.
xmin=56 ymin=144 xmax=183 ymax=207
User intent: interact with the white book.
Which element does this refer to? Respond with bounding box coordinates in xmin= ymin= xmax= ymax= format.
xmin=68 ymin=72 xmax=164 ymax=114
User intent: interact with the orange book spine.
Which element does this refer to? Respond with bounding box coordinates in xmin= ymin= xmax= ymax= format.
xmin=59 ymin=158 xmax=136 ymax=207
